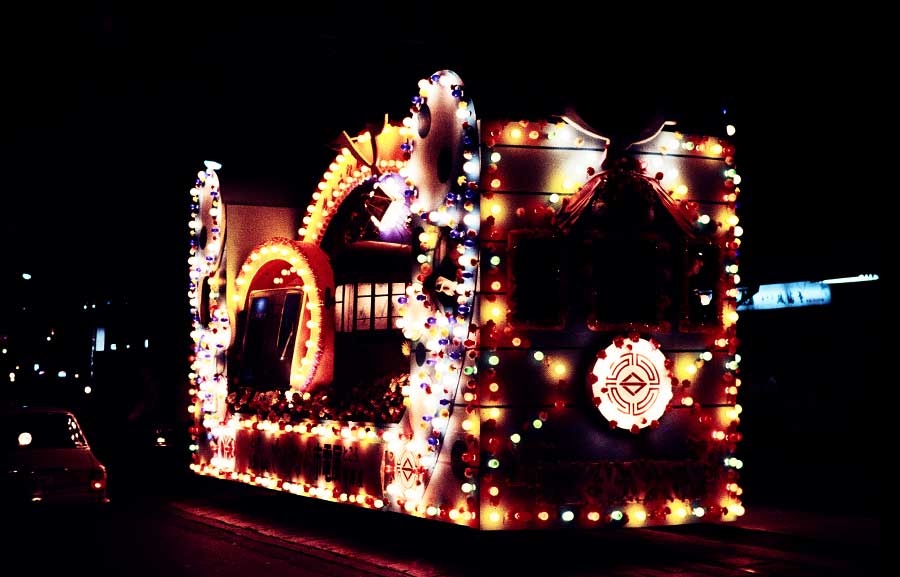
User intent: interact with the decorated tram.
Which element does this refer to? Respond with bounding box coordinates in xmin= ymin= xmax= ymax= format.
xmin=186 ymin=70 xmax=745 ymax=529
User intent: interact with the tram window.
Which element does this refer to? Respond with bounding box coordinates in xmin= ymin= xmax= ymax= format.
xmin=341 ymin=284 xmax=355 ymax=332
xmin=244 ymin=296 xmax=273 ymax=362
xmin=508 ymin=233 xmax=566 ymax=328
xmin=356 ymin=282 xmax=373 ymax=331
xmin=373 ymin=283 xmax=390 ymax=330
xmin=590 ymin=237 xmax=670 ymax=325
xmin=356 ymin=292 xmax=372 ymax=331
xmin=240 ymin=291 xmax=302 ymax=391
xmin=333 ymin=285 xmax=344 ymax=332
xmin=277 ymin=292 xmax=302 ymax=358
xmin=241 ymin=296 xmax=279 ymax=388
xmin=335 ymin=282 xmax=408 ymax=332
xmin=391 ymin=283 xmax=405 ymax=328
xmin=687 ymin=245 xmax=720 ymax=324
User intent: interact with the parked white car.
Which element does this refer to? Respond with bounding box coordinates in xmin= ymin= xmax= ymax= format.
xmin=3 ymin=407 xmax=109 ymax=505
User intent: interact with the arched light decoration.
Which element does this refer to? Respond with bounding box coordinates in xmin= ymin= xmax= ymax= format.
xmin=299 ymin=122 xmax=410 ymax=245
xmin=233 ymin=238 xmax=334 ymax=392
xmin=591 ymin=337 xmax=674 ymax=432
xmin=299 ymin=148 xmax=370 ymax=244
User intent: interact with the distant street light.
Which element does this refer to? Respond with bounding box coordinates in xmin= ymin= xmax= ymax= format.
xmin=22 ymin=273 xmax=32 ymax=280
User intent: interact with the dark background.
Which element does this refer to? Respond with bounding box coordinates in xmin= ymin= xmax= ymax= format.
xmin=1 ymin=4 xmax=882 ymax=511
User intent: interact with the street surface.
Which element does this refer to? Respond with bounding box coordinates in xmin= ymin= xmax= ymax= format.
xmin=4 ymin=471 xmax=879 ymax=577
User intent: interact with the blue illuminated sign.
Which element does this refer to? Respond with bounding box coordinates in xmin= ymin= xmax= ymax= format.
xmin=737 ymin=282 xmax=831 ymax=311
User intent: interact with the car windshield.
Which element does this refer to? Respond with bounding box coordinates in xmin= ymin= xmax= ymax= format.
xmin=5 ymin=413 xmax=87 ymax=450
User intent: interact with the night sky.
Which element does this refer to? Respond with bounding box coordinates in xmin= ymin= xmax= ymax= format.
xmin=2 ymin=5 xmax=880 ymax=308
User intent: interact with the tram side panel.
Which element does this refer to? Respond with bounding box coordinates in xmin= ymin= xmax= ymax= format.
xmin=476 ymin=121 xmax=741 ymax=528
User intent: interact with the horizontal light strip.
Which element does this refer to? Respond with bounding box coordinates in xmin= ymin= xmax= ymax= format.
xmin=821 ymin=274 xmax=879 ymax=285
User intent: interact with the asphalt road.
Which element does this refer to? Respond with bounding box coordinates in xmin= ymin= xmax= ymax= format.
xmin=3 ymin=472 xmax=879 ymax=577
xmin=6 ymin=500 xmax=391 ymax=577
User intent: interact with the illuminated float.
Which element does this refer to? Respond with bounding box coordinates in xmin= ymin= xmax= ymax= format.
xmin=186 ymin=70 xmax=745 ymax=528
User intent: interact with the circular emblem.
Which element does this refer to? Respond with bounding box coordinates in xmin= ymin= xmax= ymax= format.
xmin=591 ymin=338 xmax=673 ymax=431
